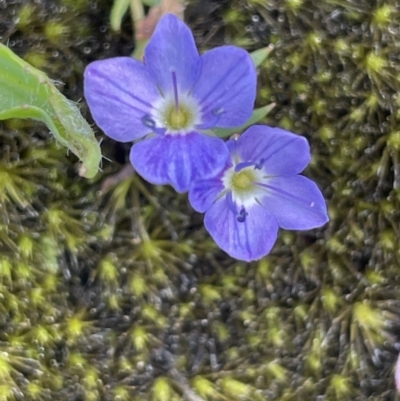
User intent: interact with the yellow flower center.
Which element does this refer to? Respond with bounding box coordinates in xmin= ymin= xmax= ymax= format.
xmin=165 ymin=104 xmax=193 ymax=131
xmin=231 ymin=169 xmax=256 ymax=192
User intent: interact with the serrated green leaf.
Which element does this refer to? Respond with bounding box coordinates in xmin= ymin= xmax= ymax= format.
xmin=0 ymin=44 xmax=101 ymax=178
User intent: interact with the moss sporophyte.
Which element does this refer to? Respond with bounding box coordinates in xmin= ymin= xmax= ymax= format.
xmin=84 ymin=14 xmax=257 ymax=193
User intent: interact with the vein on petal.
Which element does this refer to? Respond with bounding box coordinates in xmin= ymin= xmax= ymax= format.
xmin=252 ymin=137 xmax=298 ymax=167
xmin=256 ymin=182 xmax=319 ymax=210
xmin=94 ymin=70 xmax=157 ymax=111
xmin=197 ymin=56 xmax=248 ymax=110
xmin=200 ymin=67 xmax=249 ymax=115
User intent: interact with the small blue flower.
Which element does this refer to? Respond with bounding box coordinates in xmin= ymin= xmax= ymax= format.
xmin=84 ymin=14 xmax=257 ymax=192
xmin=189 ymin=125 xmax=329 ymax=261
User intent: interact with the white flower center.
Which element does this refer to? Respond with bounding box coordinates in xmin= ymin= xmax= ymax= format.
xmin=152 ymin=93 xmax=201 ymax=134
xmin=223 ymin=165 xmax=266 ymax=209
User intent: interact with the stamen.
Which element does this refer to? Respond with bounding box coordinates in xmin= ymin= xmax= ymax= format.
xmin=235 ymin=158 xmax=266 ymax=172
xmin=171 ymin=70 xmax=179 ymax=112
xmin=254 ymin=158 xmax=265 ymax=170
xmin=195 ymin=107 xmax=225 ymax=130
xmin=235 ymin=162 xmax=254 ymax=172
xmin=142 ymin=115 xmax=156 ymax=128
xmin=142 ymin=115 xmax=167 ymax=136
xmin=237 ymin=207 xmax=248 ymax=223
xmin=195 ymin=109 xmax=224 ymax=130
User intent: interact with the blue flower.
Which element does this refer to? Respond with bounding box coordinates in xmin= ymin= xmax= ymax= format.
xmin=189 ymin=125 xmax=329 ymax=261
xmin=84 ymin=14 xmax=257 ymax=192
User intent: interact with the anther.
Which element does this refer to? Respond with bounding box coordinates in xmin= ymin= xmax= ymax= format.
xmin=142 ymin=115 xmax=156 ymax=128
xmin=142 ymin=115 xmax=166 ymax=135
xmin=196 ymin=108 xmax=224 ymax=130
xmin=237 ymin=207 xmax=248 ymax=223
xmin=254 ymin=158 xmax=265 ymax=170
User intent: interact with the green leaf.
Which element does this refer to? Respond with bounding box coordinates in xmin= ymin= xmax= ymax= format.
xmin=132 ymin=38 xmax=148 ymax=60
xmin=213 ymin=103 xmax=276 ymax=138
xmin=250 ymin=45 xmax=274 ymax=67
xmin=141 ymin=0 xmax=161 ymax=6
xmin=110 ymin=0 xmax=130 ymax=32
xmin=0 ymin=44 xmax=101 ymax=179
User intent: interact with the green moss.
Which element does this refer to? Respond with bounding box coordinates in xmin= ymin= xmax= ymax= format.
xmin=0 ymin=0 xmax=399 ymax=399
xmin=44 ymin=21 xmax=69 ymax=44
xmin=372 ymin=4 xmax=393 ymax=27
xmin=16 ymin=4 xmax=37 ymax=30
xmin=220 ymin=377 xmax=252 ymax=399
xmin=285 ymin=0 xmax=304 ymax=12
xmin=152 ymin=377 xmax=173 ymax=401
xmin=61 ymin=0 xmax=90 ymax=12
xmin=23 ymin=51 xmax=49 ymax=70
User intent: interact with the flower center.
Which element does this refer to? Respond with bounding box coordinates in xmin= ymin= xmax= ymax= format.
xmin=165 ymin=103 xmax=193 ymax=131
xmin=231 ymin=169 xmax=256 ymax=192
xmin=222 ymin=164 xmax=267 ymax=223
xmin=147 ymin=70 xmax=200 ymax=134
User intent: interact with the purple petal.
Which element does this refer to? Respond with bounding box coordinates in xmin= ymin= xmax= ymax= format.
xmin=84 ymin=57 xmax=160 ymax=142
xmin=236 ymin=125 xmax=311 ymax=175
xmin=258 ymin=175 xmax=328 ymax=230
xmin=189 ymin=175 xmax=225 ymax=213
xmin=192 ymin=46 xmax=256 ymax=128
xmin=145 ymin=14 xmax=200 ymax=95
xmin=204 ymin=199 xmax=279 ymax=261
xmin=130 ymin=132 xmax=229 ymax=193
xmin=395 ymin=353 xmax=400 ymax=392
xmin=226 ymin=138 xmax=239 ymax=157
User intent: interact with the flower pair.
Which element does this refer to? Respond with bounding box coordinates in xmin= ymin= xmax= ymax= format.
xmin=84 ymin=14 xmax=328 ymax=261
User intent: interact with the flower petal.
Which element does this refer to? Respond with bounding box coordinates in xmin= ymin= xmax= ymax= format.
xmin=237 ymin=125 xmax=311 ymax=175
xmin=204 ymin=199 xmax=279 ymax=261
xmin=192 ymin=46 xmax=257 ymax=128
xmin=130 ymin=132 xmax=229 ymax=193
xmin=84 ymin=57 xmax=160 ymax=142
xmin=189 ymin=175 xmax=225 ymax=213
xmin=258 ymin=175 xmax=329 ymax=230
xmin=145 ymin=14 xmax=200 ymax=95
xmin=395 ymin=353 xmax=400 ymax=393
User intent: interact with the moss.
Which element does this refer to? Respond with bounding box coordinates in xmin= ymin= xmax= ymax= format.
xmin=44 ymin=21 xmax=69 ymax=44
xmin=16 ymin=4 xmax=37 ymax=30
xmin=0 ymin=0 xmax=400 ymax=399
